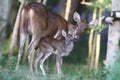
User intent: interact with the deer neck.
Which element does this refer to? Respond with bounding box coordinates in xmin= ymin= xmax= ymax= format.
xmin=60 ymin=40 xmax=74 ymax=57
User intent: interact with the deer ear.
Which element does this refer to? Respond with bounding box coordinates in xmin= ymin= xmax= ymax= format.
xmin=88 ymin=19 xmax=98 ymax=28
xmin=73 ymin=12 xmax=81 ymax=22
xmin=62 ymin=30 xmax=67 ymax=37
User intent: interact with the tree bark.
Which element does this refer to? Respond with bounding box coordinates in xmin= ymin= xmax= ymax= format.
xmin=106 ymin=0 xmax=120 ymax=70
xmin=0 ymin=0 xmax=12 ymax=55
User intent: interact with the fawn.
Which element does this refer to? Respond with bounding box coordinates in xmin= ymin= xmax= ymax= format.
xmin=34 ymin=29 xmax=78 ymax=75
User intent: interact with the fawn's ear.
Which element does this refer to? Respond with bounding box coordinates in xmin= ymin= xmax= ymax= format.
xmin=73 ymin=12 xmax=81 ymax=22
xmin=62 ymin=30 xmax=67 ymax=37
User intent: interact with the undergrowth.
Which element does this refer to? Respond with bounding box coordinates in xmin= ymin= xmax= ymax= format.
xmin=0 ymin=55 xmax=108 ymax=80
xmin=0 ymin=66 xmax=107 ymax=80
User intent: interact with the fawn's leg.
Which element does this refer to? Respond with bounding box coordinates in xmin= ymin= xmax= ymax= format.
xmin=34 ymin=52 xmax=44 ymax=73
xmin=39 ymin=52 xmax=52 ymax=75
xmin=56 ymin=54 xmax=63 ymax=76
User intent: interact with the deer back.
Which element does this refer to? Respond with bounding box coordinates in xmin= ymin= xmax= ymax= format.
xmin=20 ymin=2 xmax=48 ymax=33
xmin=20 ymin=2 xmax=68 ymax=39
xmin=20 ymin=2 xmax=97 ymax=42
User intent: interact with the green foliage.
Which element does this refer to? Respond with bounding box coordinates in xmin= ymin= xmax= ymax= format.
xmin=2 ymin=39 xmax=10 ymax=55
xmin=0 ymin=55 xmax=17 ymax=70
xmin=94 ymin=25 xmax=106 ymax=31
xmin=0 ymin=55 xmax=9 ymax=68
xmin=0 ymin=59 xmax=108 ymax=80
xmin=87 ymin=25 xmax=106 ymax=33
xmin=92 ymin=0 xmax=111 ymax=9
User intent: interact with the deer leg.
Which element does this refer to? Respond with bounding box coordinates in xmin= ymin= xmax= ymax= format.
xmin=56 ymin=54 xmax=63 ymax=76
xmin=27 ymin=35 xmax=40 ymax=72
xmin=39 ymin=52 xmax=52 ymax=75
xmin=27 ymin=13 xmax=44 ymax=71
xmin=15 ymin=33 xmax=26 ymax=70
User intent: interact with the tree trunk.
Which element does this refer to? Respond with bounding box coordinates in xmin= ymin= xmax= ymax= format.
xmin=58 ymin=0 xmax=79 ymax=22
xmin=106 ymin=0 xmax=120 ymax=70
xmin=0 ymin=0 xmax=12 ymax=55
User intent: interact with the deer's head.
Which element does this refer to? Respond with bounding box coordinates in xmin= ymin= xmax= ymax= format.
xmin=73 ymin=12 xmax=98 ymax=39
xmin=62 ymin=29 xmax=78 ymax=42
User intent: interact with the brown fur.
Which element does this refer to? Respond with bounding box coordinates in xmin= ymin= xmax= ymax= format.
xmin=34 ymin=30 xmax=76 ymax=75
xmin=16 ymin=2 xmax=96 ymax=71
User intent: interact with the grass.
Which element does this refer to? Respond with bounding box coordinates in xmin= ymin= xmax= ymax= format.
xmin=0 ymin=56 xmax=107 ymax=80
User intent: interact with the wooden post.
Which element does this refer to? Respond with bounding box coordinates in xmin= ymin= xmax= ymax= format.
xmin=95 ymin=34 xmax=101 ymax=69
xmin=90 ymin=32 xmax=96 ymax=70
xmin=98 ymin=7 xmax=102 ymax=26
xmin=81 ymin=0 xmax=93 ymax=6
xmin=88 ymin=29 xmax=94 ymax=69
xmin=64 ymin=0 xmax=71 ymax=21
xmin=92 ymin=8 xmax=97 ymax=20
xmin=80 ymin=0 xmax=102 ymax=70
